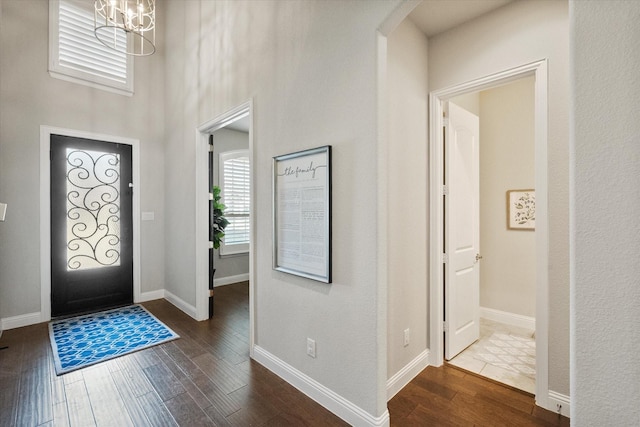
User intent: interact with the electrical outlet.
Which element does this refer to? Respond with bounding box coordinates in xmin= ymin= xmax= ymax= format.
xmin=403 ymin=328 xmax=410 ymax=347
xmin=307 ymin=338 xmax=316 ymax=358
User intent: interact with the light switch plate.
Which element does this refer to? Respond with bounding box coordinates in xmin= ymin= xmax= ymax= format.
xmin=0 ymin=203 xmax=6 ymax=221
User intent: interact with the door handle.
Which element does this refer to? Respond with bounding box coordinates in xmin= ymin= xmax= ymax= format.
xmin=475 ymin=253 xmax=483 ymax=263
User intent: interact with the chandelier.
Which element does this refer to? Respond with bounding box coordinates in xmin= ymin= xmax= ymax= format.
xmin=94 ymin=0 xmax=156 ymax=56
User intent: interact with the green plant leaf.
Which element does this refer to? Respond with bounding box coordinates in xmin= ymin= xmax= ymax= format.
xmin=211 ymin=185 xmax=228 ymax=249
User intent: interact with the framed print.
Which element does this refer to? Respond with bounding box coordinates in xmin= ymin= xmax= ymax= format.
xmin=507 ymin=189 xmax=535 ymax=230
xmin=273 ymin=146 xmax=331 ymax=283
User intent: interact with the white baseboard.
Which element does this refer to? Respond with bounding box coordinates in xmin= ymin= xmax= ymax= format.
xmin=1 ymin=311 xmax=42 ymax=330
xmin=253 ymin=345 xmax=390 ymax=427
xmin=386 ymin=350 xmax=430 ymax=401
xmin=213 ymin=273 xmax=250 ymax=287
xmin=546 ymin=390 xmax=571 ymax=418
xmin=164 ymin=290 xmax=197 ymax=319
xmin=0 ymin=289 xmax=193 ymax=329
xmin=137 ymin=289 xmax=165 ymax=302
xmin=480 ymin=306 xmax=535 ymax=331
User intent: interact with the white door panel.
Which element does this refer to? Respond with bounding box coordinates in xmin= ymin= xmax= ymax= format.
xmin=445 ymin=101 xmax=480 ymax=361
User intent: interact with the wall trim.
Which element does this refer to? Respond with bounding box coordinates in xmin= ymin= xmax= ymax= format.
xmin=213 ymin=273 xmax=249 ymax=287
xmin=1 ymin=290 xmax=188 ymax=329
xmin=386 ymin=350 xmax=430 ymax=401
xmin=196 ymin=99 xmax=255 ymax=359
xmin=137 ymin=289 xmax=165 ymax=303
xmin=1 ymin=312 xmax=42 ymax=330
xmin=480 ymin=307 xmax=535 ymax=331
xmin=253 ymin=346 xmax=390 ymax=427
xmin=164 ymin=290 xmax=197 ymax=319
xmin=546 ymin=390 xmax=571 ymax=418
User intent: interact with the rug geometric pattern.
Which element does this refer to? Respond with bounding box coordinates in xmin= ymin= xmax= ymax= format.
xmin=473 ymin=332 xmax=536 ymax=379
xmin=48 ymin=305 xmax=179 ymax=375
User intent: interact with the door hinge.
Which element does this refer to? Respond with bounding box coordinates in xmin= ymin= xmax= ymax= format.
xmin=443 ymin=321 xmax=449 ymax=332
xmin=209 ymin=241 xmax=214 ymax=249
xmin=442 ymin=253 xmax=449 ymax=264
xmin=209 ymin=145 xmax=214 ymax=153
xmin=442 ymin=185 xmax=449 ymax=196
xmin=443 ymin=117 xmax=449 ymax=127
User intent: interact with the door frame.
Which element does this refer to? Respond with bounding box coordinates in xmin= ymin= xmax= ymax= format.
xmin=195 ymin=100 xmax=255 ymax=357
xmin=428 ymin=60 xmax=549 ymax=405
xmin=40 ymin=125 xmax=141 ymax=322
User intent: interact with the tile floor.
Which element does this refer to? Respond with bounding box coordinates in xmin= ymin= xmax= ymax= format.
xmin=447 ymin=318 xmax=536 ymax=394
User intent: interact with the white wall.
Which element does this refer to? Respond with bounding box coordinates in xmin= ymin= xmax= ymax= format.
xmin=211 ymin=128 xmax=249 ymax=283
xmin=571 ymin=1 xmax=640 ymax=423
xmin=451 ymin=92 xmax=480 ymax=116
xmin=386 ymin=17 xmax=429 ymax=382
xmin=428 ymin=0 xmax=570 ymax=395
xmin=0 ymin=0 xmax=4 ymax=332
xmin=163 ymin=0 xmax=401 ymax=419
xmin=0 ymin=0 xmax=166 ymax=321
xmin=479 ymin=77 xmax=536 ymax=318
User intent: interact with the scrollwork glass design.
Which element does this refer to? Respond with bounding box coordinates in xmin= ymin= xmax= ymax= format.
xmin=66 ymin=148 xmax=121 ymax=271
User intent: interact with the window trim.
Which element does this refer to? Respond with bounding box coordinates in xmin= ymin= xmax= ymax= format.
xmin=219 ymin=149 xmax=250 ymax=256
xmin=48 ymin=0 xmax=134 ymax=96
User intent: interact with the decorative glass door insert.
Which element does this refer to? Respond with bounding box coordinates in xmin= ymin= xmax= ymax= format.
xmin=66 ymin=148 xmax=122 ymax=270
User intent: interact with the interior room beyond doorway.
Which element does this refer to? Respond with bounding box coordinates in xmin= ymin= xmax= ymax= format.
xmin=446 ymin=76 xmax=537 ymax=394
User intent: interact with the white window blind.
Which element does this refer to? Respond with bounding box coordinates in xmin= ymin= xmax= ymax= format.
xmin=49 ymin=0 xmax=133 ymax=95
xmin=219 ymin=150 xmax=250 ymax=255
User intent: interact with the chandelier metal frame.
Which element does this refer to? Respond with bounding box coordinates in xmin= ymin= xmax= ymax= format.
xmin=94 ymin=0 xmax=156 ymax=56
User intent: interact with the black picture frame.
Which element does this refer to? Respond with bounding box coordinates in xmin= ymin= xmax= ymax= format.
xmin=273 ymin=145 xmax=332 ymax=283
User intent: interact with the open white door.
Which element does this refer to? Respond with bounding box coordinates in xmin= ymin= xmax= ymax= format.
xmin=444 ymin=101 xmax=481 ymax=360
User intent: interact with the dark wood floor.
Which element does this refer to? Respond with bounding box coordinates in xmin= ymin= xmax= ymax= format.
xmin=389 ymin=364 xmax=570 ymax=426
xmin=0 ymin=283 xmax=346 ymax=427
xmin=0 ymin=282 xmax=569 ymax=426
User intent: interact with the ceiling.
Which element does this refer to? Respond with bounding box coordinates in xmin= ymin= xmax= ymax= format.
xmin=225 ymin=115 xmax=250 ymax=133
xmin=408 ymin=0 xmax=514 ymax=37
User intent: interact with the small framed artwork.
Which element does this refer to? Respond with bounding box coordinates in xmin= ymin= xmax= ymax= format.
xmin=273 ymin=145 xmax=331 ymax=283
xmin=507 ymin=189 xmax=535 ymax=230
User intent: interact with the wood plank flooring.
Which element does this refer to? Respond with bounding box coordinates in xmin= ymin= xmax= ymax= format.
xmin=0 ymin=282 xmax=346 ymax=427
xmin=0 ymin=281 xmax=569 ymax=426
xmin=389 ymin=364 xmax=570 ymax=426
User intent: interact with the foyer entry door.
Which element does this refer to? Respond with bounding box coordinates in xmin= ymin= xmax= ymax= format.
xmin=50 ymin=134 xmax=133 ymax=317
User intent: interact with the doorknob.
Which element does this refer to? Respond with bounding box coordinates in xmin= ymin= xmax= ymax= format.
xmin=475 ymin=253 xmax=483 ymax=262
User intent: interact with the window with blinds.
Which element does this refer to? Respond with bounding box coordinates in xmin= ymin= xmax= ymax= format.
xmin=48 ymin=0 xmax=133 ymax=95
xmin=219 ymin=150 xmax=250 ymax=255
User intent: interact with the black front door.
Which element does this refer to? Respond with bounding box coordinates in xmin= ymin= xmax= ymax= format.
xmin=50 ymin=134 xmax=133 ymax=317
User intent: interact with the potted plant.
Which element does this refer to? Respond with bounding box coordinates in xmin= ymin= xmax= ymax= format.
xmin=212 ymin=186 xmax=229 ymax=250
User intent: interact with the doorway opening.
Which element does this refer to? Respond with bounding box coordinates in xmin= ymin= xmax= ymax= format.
xmin=40 ymin=126 xmax=141 ymax=322
xmin=429 ymin=60 xmax=548 ymax=401
xmin=443 ymin=77 xmax=537 ymax=393
xmin=195 ymin=100 xmax=255 ymax=357
xmin=50 ymin=135 xmax=134 ymax=317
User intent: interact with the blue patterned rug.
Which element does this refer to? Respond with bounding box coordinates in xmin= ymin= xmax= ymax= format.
xmin=48 ymin=305 xmax=179 ymax=375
